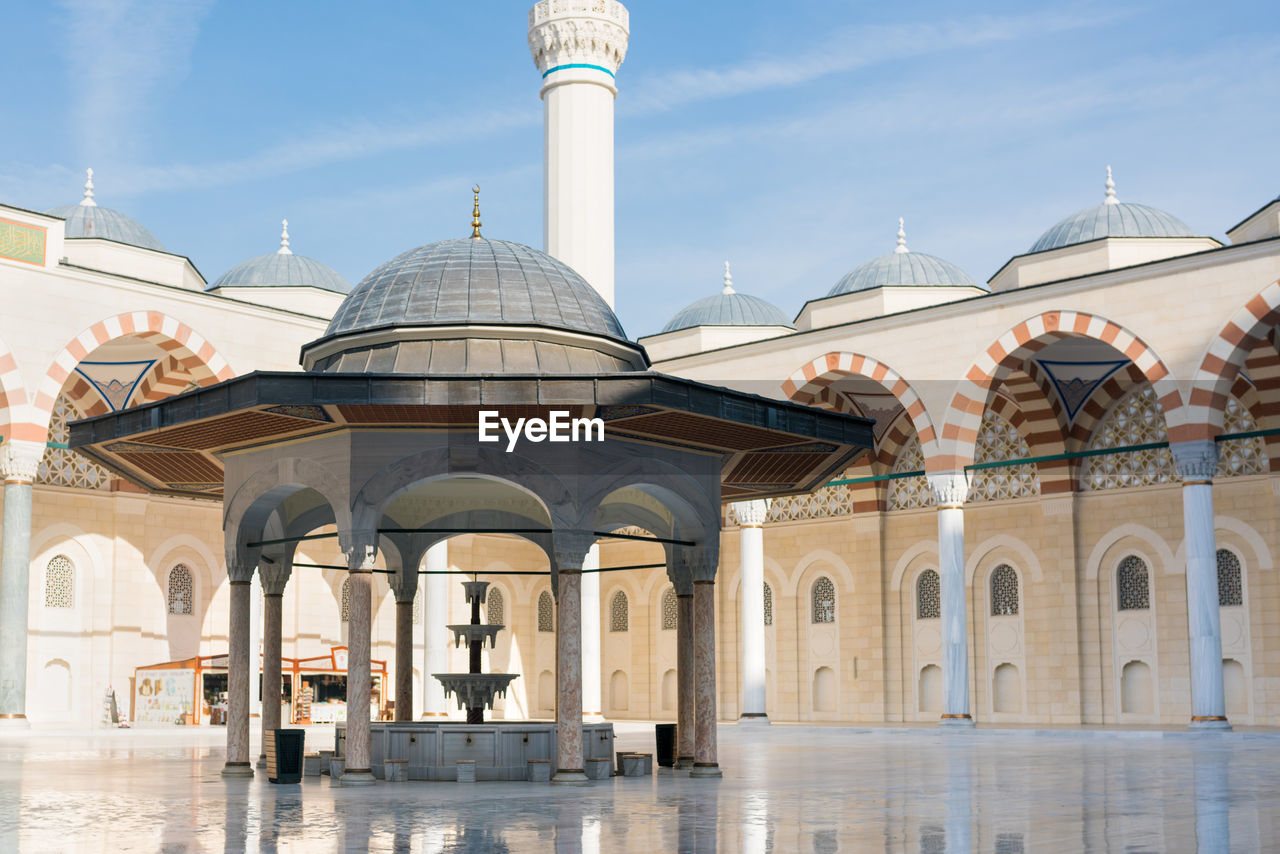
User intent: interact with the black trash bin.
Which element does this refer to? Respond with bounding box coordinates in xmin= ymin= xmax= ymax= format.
xmin=268 ymin=728 xmax=305 ymax=784
xmin=655 ymin=723 xmax=676 ymax=767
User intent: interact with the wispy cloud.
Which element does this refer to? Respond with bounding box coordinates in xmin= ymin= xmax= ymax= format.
xmin=623 ymin=8 xmax=1131 ymax=115
xmin=60 ymin=0 xmax=214 ymax=164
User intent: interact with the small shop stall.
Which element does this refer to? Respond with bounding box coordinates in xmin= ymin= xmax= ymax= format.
xmin=133 ymin=646 xmax=385 ymax=725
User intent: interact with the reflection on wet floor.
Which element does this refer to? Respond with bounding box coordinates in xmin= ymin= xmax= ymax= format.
xmin=2 ymin=722 xmax=1279 ymax=852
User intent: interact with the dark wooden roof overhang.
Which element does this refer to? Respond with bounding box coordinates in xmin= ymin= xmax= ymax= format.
xmin=69 ymin=371 xmax=874 ymax=502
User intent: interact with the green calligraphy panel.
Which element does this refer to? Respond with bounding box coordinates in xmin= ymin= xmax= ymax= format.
xmin=0 ymin=219 xmax=47 ymax=265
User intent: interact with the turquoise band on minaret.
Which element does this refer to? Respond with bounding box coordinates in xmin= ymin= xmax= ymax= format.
xmin=542 ymin=63 xmax=615 ymax=78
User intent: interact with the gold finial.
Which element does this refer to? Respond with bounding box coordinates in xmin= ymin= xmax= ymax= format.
xmin=470 ymin=185 xmax=482 ymax=238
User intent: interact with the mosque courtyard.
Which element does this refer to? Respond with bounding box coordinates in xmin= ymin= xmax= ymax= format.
xmin=2 ymin=722 xmax=1277 ymax=852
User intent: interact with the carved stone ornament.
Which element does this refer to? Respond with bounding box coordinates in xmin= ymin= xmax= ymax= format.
xmin=528 ymin=1 xmax=630 ymax=75
xmin=1170 ymin=439 xmax=1220 ymax=481
xmin=0 ymin=440 xmax=45 ymax=482
xmin=731 ymin=499 xmax=771 ymax=527
xmin=926 ymin=471 xmax=971 ymax=507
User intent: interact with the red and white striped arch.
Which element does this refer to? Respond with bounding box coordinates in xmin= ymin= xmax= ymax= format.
xmin=0 ymin=335 xmax=30 ymax=444
xmin=939 ymin=311 xmax=1183 ymax=471
xmin=781 ymin=352 xmax=939 ymax=458
xmin=1189 ymin=280 xmax=1280 ymax=440
xmin=23 ymin=312 xmax=235 ymax=440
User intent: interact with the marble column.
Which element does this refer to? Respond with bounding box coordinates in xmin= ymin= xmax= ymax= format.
xmin=733 ymin=500 xmax=770 ymax=724
xmin=394 ymin=597 xmax=413 ymax=721
xmin=928 ymin=471 xmax=973 ymax=726
xmin=581 ymin=544 xmax=602 ymax=721
xmin=257 ymin=556 xmax=291 ymax=767
xmin=554 ymin=564 xmax=588 ymax=784
xmin=1172 ymin=440 xmax=1231 ymax=729
xmin=0 ymin=441 xmax=41 ymax=727
xmin=423 ymin=541 xmax=449 ymax=717
xmin=690 ymin=579 xmax=722 ymax=778
xmin=675 ymin=591 xmax=695 ymax=768
xmin=221 ymin=567 xmax=254 ymax=778
xmin=342 ymin=539 xmax=376 ymax=785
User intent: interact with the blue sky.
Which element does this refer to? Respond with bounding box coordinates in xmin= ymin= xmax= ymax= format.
xmin=2 ymin=1 xmax=1278 ymax=337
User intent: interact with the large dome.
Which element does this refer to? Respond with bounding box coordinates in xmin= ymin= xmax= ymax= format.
xmin=303 ymin=236 xmax=646 ymax=374
xmin=662 ymin=263 xmax=793 ymax=332
xmin=1029 ymin=168 xmax=1196 ymax=253
xmin=209 ymin=221 xmax=349 ymax=293
xmin=46 ymin=169 xmax=165 ymax=251
xmin=828 ymin=220 xmax=978 ymax=296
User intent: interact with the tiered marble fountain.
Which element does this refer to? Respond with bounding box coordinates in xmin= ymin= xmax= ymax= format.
xmin=342 ymin=579 xmax=614 ymax=781
xmin=433 ymin=580 xmax=518 ymax=724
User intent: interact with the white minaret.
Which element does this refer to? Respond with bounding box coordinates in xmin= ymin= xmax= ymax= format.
xmin=528 ymin=0 xmax=629 ymax=308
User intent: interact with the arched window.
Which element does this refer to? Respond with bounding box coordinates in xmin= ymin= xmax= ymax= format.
xmin=916 ymin=569 xmax=940 ymax=620
xmin=990 ymin=565 xmax=1019 ymax=616
xmin=1217 ymin=549 xmax=1243 ymax=607
xmin=610 ymin=590 xmax=629 ymax=632
xmin=1117 ymin=556 xmax=1150 ymax=611
xmin=537 ymin=591 xmax=554 ymax=632
xmin=486 ymin=587 xmax=505 ymax=626
xmin=44 ymin=555 xmax=74 ymax=609
xmin=811 ymin=576 xmax=836 ymax=624
xmin=340 ymin=578 xmax=351 ymax=623
xmin=969 ymin=412 xmax=1039 ymax=501
xmin=661 ymin=588 xmax=677 ymax=630
xmin=763 ymin=582 xmax=773 ymax=627
xmin=167 ymin=564 xmax=193 ymax=615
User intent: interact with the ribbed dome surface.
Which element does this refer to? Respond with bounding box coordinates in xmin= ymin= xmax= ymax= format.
xmin=663 ymin=291 xmax=793 ymax=333
xmin=209 ymin=252 xmax=350 ymax=294
xmin=46 ymin=204 xmax=165 ymax=251
xmin=326 ymin=238 xmax=627 ymax=341
xmin=1029 ymin=202 xmax=1195 ymax=253
xmin=828 ymin=251 xmax=979 ymax=296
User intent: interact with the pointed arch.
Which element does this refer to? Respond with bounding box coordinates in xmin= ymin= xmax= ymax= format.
xmin=939 ymin=311 xmax=1183 ymax=470
xmin=1190 ymin=279 xmax=1280 ymax=437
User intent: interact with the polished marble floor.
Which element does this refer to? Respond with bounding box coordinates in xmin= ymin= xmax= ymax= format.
xmin=1 ymin=721 xmax=1278 ymax=853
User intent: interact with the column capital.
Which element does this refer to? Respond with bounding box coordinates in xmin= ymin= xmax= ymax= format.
xmin=731 ymin=499 xmax=771 ymax=527
xmin=927 ymin=470 xmax=970 ymax=508
xmin=551 ymin=528 xmax=595 ymax=572
xmin=528 ymin=1 xmax=629 ymax=89
xmin=257 ymin=556 xmax=292 ymax=596
xmin=342 ymin=531 xmax=379 ymax=572
xmin=0 ymin=440 xmax=44 ymax=483
xmin=1171 ymin=439 xmax=1219 ymax=483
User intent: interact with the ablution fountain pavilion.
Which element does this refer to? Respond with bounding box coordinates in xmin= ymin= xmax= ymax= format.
xmin=70 ymin=202 xmax=873 ymax=785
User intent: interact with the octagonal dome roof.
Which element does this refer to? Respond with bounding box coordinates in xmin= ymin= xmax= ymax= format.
xmin=1029 ymin=167 xmax=1196 ymax=253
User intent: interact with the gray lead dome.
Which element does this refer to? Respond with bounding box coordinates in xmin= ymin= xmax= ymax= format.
xmin=1029 ymin=202 xmax=1197 ymax=253
xmin=305 ymin=237 xmax=647 ymax=374
xmin=46 ymin=204 xmax=165 ymax=251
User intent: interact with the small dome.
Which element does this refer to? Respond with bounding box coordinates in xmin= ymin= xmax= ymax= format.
xmin=1029 ymin=167 xmax=1196 ymax=253
xmin=663 ymin=262 xmax=793 ymax=332
xmin=45 ymin=169 xmax=165 ymax=251
xmin=303 ymin=219 xmax=646 ymax=374
xmin=828 ymin=219 xmax=978 ymax=296
xmin=208 ymin=220 xmax=350 ymax=293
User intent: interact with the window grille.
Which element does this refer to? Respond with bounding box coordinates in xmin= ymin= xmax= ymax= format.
xmin=486 ymin=587 xmax=505 ymax=626
xmin=990 ymin=564 xmax=1019 ymax=616
xmin=167 ymin=564 xmax=193 ymax=615
xmin=1216 ymin=550 xmax=1243 ymax=607
xmin=888 ymin=436 xmax=931 ymax=510
xmin=968 ymin=412 xmax=1039 ymax=502
xmin=538 ymin=591 xmax=554 ymax=632
xmin=1083 ymin=388 xmax=1176 ymax=490
xmin=45 ymin=555 xmax=74 ymax=609
xmin=37 ymin=394 xmax=111 ymax=490
xmin=917 ymin=570 xmax=940 ymax=620
xmin=610 ymin=590 xmax=629 ymax=632
xmin=340 ymin=578 xmax=350 ymax=622
xmin=661 ymin=588 xmax=677 ymax=630
xmin=811 ymin=576 xmax=836 ymax=624
xmin=763 ymin=582 xmax=773 ymax=627
xmin=1117 ymin=555 xmax=1150 ymax=611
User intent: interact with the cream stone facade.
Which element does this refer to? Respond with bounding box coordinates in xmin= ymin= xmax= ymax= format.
xmin=2 ymin=0 xmax=1279 ymax=739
